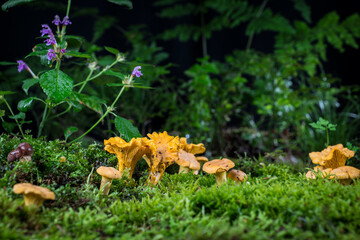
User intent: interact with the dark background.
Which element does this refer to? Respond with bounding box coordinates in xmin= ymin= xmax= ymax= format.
xmin=1 ymin=0 xmax=360 ymax=85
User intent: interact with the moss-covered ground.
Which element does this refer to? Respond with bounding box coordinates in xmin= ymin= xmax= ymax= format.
xmin=1 ymin=135 xmax=360 ymax=239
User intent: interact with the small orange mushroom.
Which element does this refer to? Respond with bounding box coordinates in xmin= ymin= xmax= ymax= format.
xmin=328 ymin=166 xmax=360 ymax=185
xmin=228 ymin=169 xmax=248 ymax=183
xmin=104 ymin=137 xmax=155 ymax=178
xmin=309 ymin=144 xmax=354 ymax=169
xmin=146 ymin=131 xmax=180 ymax=185
xmin=13 ymin=183 xmax=55 ymax=207
xmin=176 ymin=149 xmax=200 ymax=174
xmin=203 ymin=159 xmax=235 ymax=185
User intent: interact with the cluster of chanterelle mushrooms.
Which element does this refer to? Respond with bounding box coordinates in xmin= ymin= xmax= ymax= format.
xmin=306 ymin=144 xmax=360 ymax=185
xmin=7 ymin=142 xmax=56 ymax=208
xmin=97 ymin=131 xmax=248 ymax=195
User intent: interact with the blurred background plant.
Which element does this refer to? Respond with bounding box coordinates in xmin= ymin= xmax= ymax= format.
xmin=1 ymin=0 xmax=360 ymax=164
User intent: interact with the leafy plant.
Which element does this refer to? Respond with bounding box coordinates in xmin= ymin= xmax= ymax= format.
xmin=1 ymin=0 xmax=148 ymax=143
xmin=309 ymin=117 xmax=337 ymax=147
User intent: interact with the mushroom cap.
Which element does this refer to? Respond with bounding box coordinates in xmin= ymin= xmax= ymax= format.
xmin=18 ymin=142 xmax=33 ymax=156
xmin=196 ymin=156 xmax=208 ymax=164
xmin=7 ymin=147 xmax=25 ymax=161
xmin=146 ymin=131 xmax=180 ymax=168
xmin=146 ymin=131 xmax=180 ymax=185
xmin=104 ymin=137 xmax=155 ymax=175
xmin=305 ymin=168 xmax=332 ymax=180
xmin=96 ymin=166 xmax=123 ymax=179
xmin=13 ymin=183 xmax=55 ymax=200
xmin=176 ymin=149 xmax=200 ymax=170
xmin=203 ymin=159 xmax=235 ymax=174
xmin=309 ymin=144 xmax=355 ymax=169
xmin=329 ymin=166 xmax=360 ymax=180
xmin=179 ymin=137 xmax=206 ymax=155
xmin=228 ymin=169 xmax=248 ymax=182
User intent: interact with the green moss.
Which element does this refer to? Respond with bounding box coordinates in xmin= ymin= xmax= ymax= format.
xmin=1 ymin=134 xmax=360 ymax=239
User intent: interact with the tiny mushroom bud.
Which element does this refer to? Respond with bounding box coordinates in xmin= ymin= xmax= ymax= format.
xmin=176 ymin=149 xmax=200 ymax=174
xmin=13 ymin=183 xmax=55 ymax=208
xmin=96 ymin=166 xmax=122 ymax=195
xmin=227 ymin=169 xmax=248 ymax=184
xmin=203 ymin=159 xmax=235 ymax=185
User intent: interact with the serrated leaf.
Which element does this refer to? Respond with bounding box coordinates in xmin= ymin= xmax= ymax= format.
xmin=65 ymin=51 xmax=91 ymax=59
xmin=2 ymin=0 xmax=34 ymax=11
xmin=64 ymin=126 xmax=78 ymax=141
xmin=115 ymin=116 xmax=142 ymax=141
xmin=107 ymin=0 xmax=132 ymax=9
xmin=40 ymin=70 xmax=73 ymax=103
xmin=22 ymin=78 xmax=39 ymax=94
xmin=104 ymin=46 xmax=120 ymax=55
xmin=26 ymin=50 xmax=49 ymax=58
xmin=17 ymin=97 xmax=36 ymax=112
xmin=70 ymin=92 xmax=105 ymax=115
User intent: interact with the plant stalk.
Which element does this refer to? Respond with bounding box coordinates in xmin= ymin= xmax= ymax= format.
xmin=3 ymin=98 xmax=25 ymax=138
xmin=69 ymin=86 xmax=126 ymax=144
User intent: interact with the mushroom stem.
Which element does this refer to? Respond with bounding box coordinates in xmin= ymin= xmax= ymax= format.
xmin=214 ymin=172 xmax=227 ymax=185
xmin=99 ymin=177 xmax=112 ymax=195
xmin=23 ymin=193 xmax=45 ymax=207
xmin=193 ymin=170 xmax=199 ymax=175
xmin=179 ymin=166 xmax=191 ymax=174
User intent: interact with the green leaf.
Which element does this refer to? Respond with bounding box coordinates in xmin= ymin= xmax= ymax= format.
xmin=0 ymin=91 xmax=16 ymax=95
xmin=9 ymin=112 xmax=25 ymax=120
xmin=40 ymin=70 xmax=73 ymax=103
xmin=2 ymin=0 xmax=34 ymax=11
xmin=104 ymin=46 xmax=120 ymax=55
xmin=64 ymin=126 xmax=78 ymax=141
xmin=22 ymin=78 xmax=39 ymax=94
xmin=70 ymin=92 xmax=105 ymax=115
xmin=115 ymin=116 xmax=142 ymax=141
xmin=106 ymin=0 xmax=132 ymax=9
xmin=0 ymin=61 xmax=16 ymax=66
xmin=17 ymin=97 xmax=36 ymax=112
xmin=292 ymin=0 xmax=311 ymax=23
xmin=0 ymin=109 xmax=5 ymax=117
xmin=65 ymin=51 xmax=91 ymax=59
xmin=2 ymin=121 xmax=16 ymax=132
xmin=104 ymin=70 xmax=125 ymax=80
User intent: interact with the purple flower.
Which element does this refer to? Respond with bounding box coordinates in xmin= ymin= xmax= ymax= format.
xmin=41 ymin=24 xmax=57 ymax=46
xmin=52 ymin=15 xmax=61 ymax=25
xmin=44 ymin=36 xmax=57 ymax=46
xmin=61 ymin=16 xmax=72 ymax=26
xmin=60 ymin=49 xmax=66 ymax=54
xmin=40 ymin=24 xmax=52 ymax=37
xmin=131 ymin=66 xmax=143 ymax=78
xmin=47 ymin=49 xmax=56 ymax=61
xmin=17 ymin=60 xmax=28 ymax=72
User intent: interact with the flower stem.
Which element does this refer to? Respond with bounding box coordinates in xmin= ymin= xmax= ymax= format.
xmin=74 ymin=60 xmax=118 ymax=88
xmin=37 ymin=103 xmax=49 ymax=138
xmin=3 ymin=98 xmax=25 ymax=138
xmin=78 ymin=68 xmax=94 ymax=93
xmin=69 ymin=86 xmax=126 ymax=144
xmin=326 ymin=128 xmax=329 ymax=147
